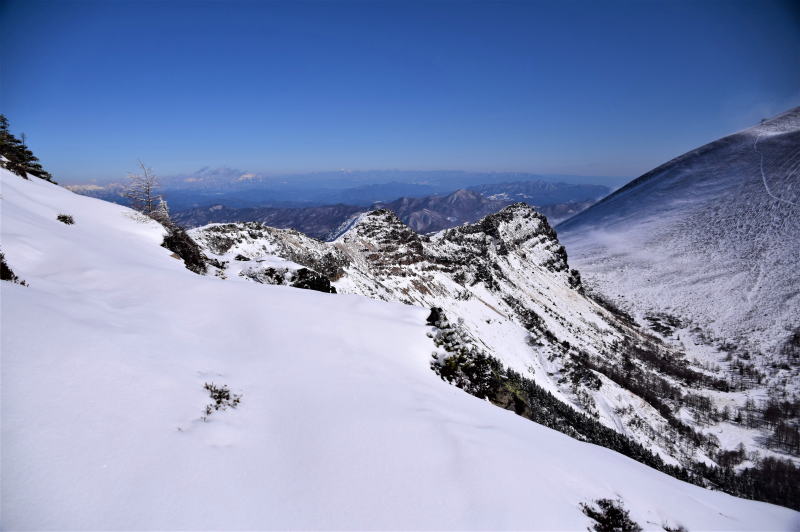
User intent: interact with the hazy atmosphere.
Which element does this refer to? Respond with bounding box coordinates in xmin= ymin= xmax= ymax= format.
xmin=2 ymin=1 xmax=799 ymax=530
xmin=2 ymin=0 xmax=798 ymax=183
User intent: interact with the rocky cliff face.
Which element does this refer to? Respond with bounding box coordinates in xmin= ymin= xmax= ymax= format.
xmin=190 ymin=202 xmax=798 ymax=473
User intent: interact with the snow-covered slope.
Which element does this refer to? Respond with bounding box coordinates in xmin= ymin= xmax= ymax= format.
xmin=558 ymin=107 xmax=800 ymax=362
xmin=2 ymin=170 xmax=797 ymax=529
xmin=190 ymin=199 xmax=800 ymax=477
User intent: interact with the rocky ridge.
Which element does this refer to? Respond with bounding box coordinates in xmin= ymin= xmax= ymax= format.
xmin=188 ymin=202 xmax=800 ymax=483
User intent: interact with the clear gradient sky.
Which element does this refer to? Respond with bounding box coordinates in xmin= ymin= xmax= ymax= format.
xmin=2 ymin=0 xmax=799 ymax=183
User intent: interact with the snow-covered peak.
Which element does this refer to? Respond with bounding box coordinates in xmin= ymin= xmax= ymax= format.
xmin=436 ymin=202 xmax=574 ymax=279
xmin=445 ymin=202 xmax=552 ymax=244
xmin=192 ymin=204 xmax=721 ymax=470
xmin=558 ymin=107 xmax=800 ymax=358
xmin=337 ymin=208 xmax=420 ymax=244
xmin=2 ymin=167 xmax=798 ymax=529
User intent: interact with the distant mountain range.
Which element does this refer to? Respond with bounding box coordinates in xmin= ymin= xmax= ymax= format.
xmin=171 ymin=182 xmax=606 ymax=238
xmin=65 ymin=170 xmax=620 ymax=211
xmin=5 ymin=108 xmax=800 ymax=528
xmin=4 ymin=164 xmax=794 ymax=532
xmin=471 ymin=180 xmax=610 ymax=204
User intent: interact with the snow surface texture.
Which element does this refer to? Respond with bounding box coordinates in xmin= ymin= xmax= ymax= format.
xmin=2 ymin=171 xmax=798 ymax=529
xmin=558 ymin=107 xmax=800 ymax=362
xmin=193 ymin=200 xmax=789 ymax=471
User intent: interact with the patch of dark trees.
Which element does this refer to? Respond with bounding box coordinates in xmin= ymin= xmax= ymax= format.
xmin=644 ymin=314 xmax=684 ymax=337
xmin=607 ymin=339 xmax=729 ymax=391
xmin=428 ymin=309 xmax=800 ymax=511
xmin=693 ymin=456 xmax=800 ymax=512
xmin=588 ymin=291 xmax=637 ymax=327
xmin=781 ymin=329 xmax=800 ymax=364
xmin=1 ymin=251 xmax=27 ymax=285
xmin=727 ymin=354 xmax=767 ymax=387
xmin=580 ymin=498 xmax=643 ymax=532
xmin=735 ymin=396 xmax=800 ymax=455
xmin=0 ymin=114 xmax=54 ymax=182
xmin=585 ymin=354 xmax=714 ymax=450
xmin=682 ymin=392 xmax=800 ymax=456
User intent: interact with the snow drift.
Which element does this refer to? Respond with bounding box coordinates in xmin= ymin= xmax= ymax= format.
xmin=558 ymin=107 xmax=800 ymax=361
xmin=1 ymin=168 xmax=797 ymax=529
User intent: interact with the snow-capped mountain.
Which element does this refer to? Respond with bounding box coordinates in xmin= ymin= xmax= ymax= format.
xmin=558 ymin=108 xmax=800 ymax=362
xmin=190 ymin=190 xmax=798 ymax=496
xmin=5 ymin=167 xmax=797 ymax=530
xmin=4 ymin=165 xmax=800 ymax=529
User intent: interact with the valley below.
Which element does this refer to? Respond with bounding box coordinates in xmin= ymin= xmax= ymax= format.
xmin=2 ymin=110 xmax=799 ymax=530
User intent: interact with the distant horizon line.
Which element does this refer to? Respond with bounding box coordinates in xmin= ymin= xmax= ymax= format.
xmin=62 ymin=167 xmax=631 ymax=185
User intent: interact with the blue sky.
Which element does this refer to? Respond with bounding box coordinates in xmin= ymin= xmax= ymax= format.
xmin=2 ymin=0 xmax=799 ymax=184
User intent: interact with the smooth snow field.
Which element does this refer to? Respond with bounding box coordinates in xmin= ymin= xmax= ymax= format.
xmin=1 ymin=169 xmax=798 ymax=530
xmin=558 ymin=108 xmax=800 ymax=358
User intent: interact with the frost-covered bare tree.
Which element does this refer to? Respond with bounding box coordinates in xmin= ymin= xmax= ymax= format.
xmin=124 ymin=160 xmax=160 ymax=216
xmin=150 ymin=196 xmax=172 ymax=225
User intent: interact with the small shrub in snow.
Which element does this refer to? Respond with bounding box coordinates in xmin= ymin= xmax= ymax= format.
xmin=580 ymin=498 xmax=642 ymax=532
xmin=1 ymin=251 xmax=27 ymax=286
xmin=426 ymin=307 xmax=444 ymax=327
xmin=202 ymin=382 xmax=241 ymax=421
xmin=57 ymin=214 xmax=75 ymax=225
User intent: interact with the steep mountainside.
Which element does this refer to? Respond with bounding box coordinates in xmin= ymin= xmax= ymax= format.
xmin=4 ymin=169 xmax=796 ymax=529
xmin=557 ymin=109 xmax=800 ymax=490
xmin=558 ymin=108 xmax=800 ymax=362
xmin=191 ymin=202 xmax=799 ymax=499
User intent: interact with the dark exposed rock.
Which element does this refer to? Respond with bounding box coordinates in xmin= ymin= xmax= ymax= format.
xmin=290 ymin=268 xmax=336 ymax=293
xmin=241 ymin=265 xmax=336 ymax=294
xmin=161 ymin=226 xmax=209 ymax=274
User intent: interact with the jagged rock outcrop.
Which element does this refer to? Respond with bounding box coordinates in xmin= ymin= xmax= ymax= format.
xmin=189 ymin=202 xmax=798 ymax=475
xmin=161 ymin=225 xmax=210 ymax=274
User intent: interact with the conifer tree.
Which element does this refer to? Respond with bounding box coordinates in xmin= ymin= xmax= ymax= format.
xmin=0 ymin=114 xmax=54 ymax=182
